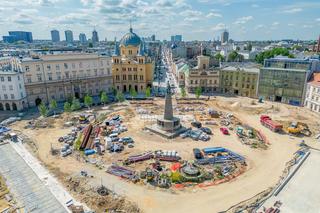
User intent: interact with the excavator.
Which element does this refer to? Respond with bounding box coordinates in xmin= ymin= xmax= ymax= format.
xmin=287 ymin=122 xmax=311 ymax=136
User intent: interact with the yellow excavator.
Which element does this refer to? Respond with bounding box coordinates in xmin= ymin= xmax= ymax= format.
xmin=287 ymin=122 xmax=311 ymax=136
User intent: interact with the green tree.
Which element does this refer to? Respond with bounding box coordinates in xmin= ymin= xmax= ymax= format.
xmin=214 ymin=53 xmax=225 ymax=62
xmin=247 ymin=43 xmax=252 ymax=51
xmin=228 ymin=51 xmax=242 ymax=62
xmin=116 ymin=91 xmax=125 ymax=102
xmin=100 ymin=91 xmax=109 ymax=106
xmin=195 ymin=87 xmax=202 ymax=99
xmin=145 ymin=86 xmax=151 ymax=98
xmin=129 ymin=87 xmax=138 ymax=99
xmin=181 ymin=87 xmax=186 ymax=98
xmin=38 ymin=103 xmax=48 ymax=117
xmin=255 ymin=47 xmax=294 ymax=64
xmin=49 ymin=99 xmax=57 ymax=116
xmin=71 ymin=97 xmax=81 ymax=111
xmin=84 ymin=94 xmax=93 ymax=109
xmin=64 ymin=102 xmax=72 ymax=113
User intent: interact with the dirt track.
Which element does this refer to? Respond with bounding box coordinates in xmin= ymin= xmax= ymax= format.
xmin=10 ymin=97 xmax=320 ymax=213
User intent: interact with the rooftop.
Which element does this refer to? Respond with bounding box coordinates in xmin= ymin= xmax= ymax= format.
xmin=221 ymin=66 xmax=260 ymax=73
xmin=309 ymin=73 xmax=320 ymax=86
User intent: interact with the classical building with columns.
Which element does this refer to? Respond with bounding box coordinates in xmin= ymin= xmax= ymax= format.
xmin=112 ymin=27 xmax=154 ymax=93
xmin=20 ymin=53 xmax=112 ymax=107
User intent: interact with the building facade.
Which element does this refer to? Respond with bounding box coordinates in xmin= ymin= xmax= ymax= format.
xmin=51 ymin=30 xmax=60 ymax=42
xmin=112 ymin=27 xmax=154 ymax=93
xmin=79 ymin=33 xmax=87 ymax=44
xmin=220 ymin=66 xmax=259 ymax=98
xmin=65 ymin=30 xmax=74 ymax=43
xmin=3 ymin=31 xmax=33 ymax=43
xmin=92 ymin=30 xmax=99 ymax=43
xmin=0 ymin=57 xmax=27 ymax=111
xmin=221 ymin=30 xmax=229 ymax=44
xmin=304 ymin=73 xmax=320 ymax=112
xmin=258 ymin=58 xmax=314 ymax=106
xmin=185 ymin=53 xmax=220 ymax=93
xmin=21 ymin=53 xmax=113 ymax=107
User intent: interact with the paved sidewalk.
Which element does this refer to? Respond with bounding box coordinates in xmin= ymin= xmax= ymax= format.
xmin=0 ymin=143 xmax=67 ymax=213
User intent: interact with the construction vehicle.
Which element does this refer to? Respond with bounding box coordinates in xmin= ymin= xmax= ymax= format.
xmin=260 ymin=115 xmax=283 ymax=132
xmin=79 ymin=114 xmax=88 ymax=124
xmin=287 ymin=122 xmax=311 ymax=136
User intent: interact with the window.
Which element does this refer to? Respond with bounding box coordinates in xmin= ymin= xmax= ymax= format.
xmin=0 ymin=77 xmax=4 ymax=81
xmin=19 ymin=84 xmax=22 ymax=89
xmin=7 ymin=76 xmax=11 ymax=82
xmin=133 ymin=68 xmax=137 ymax=71
xmin=116 ymin=75 xmax=120 ymax=81
xmin=72 ymin=63 xmax=75 ymax=69
xmin=10 ymin=94 xmax=14 ymax=99
xmin=18 ymin=76 xmax=20 ymax=80
xmin=123 ymin=75 xmax=126 ymax=80
xmin=128 ymin=75 xmax=132 ymax=80
xmin=128 ymin=67 xmax=132 ymax=71
xmin=47 ymin=65 xmax=51 ymax=70
xmin=48 ymin=73 xmax=52 ymax=81
xmin=107 ymin=68 xmax=110 ymax=75
xmin=4 ymin=94 xmax=8 ymax=100
xmin=56 ymin=72 xmax=61 ymax=80
xmin=203 ymin=64 xmax=206 ymax=69
xmin=79 ymin=62 xmax=83 ymax=68
xmin=9 ymin=85 xmax=13 ymax=90
xmin=122 ymin=68 xmax=126 ymax=71
xmin=65 ymin=72 xmax=69 ymax=79
xmin=36 ymin=65 xmax=40 ymax=71
xmin=56 ymin=65 xmax=60 ymax=70
xmin=27 ymin=77 xmax=32 ymax=83
xmin=25 ymin=66 xmax=30 ymax=72
xmin=214 ymin=80 xmax=217 ymax=84
xmin=94 ymin=69 xmax=98 ymax=76
xmin=21 ymin=92 xmax=24 ymax=98
xmin=129 ymin=50 xmax=132 ymax=55
xmin=139 ymin=75 xmax=144 ymax=81
xmin=2 ymin=85 xmax=6 ymax=91
xmin=134 ymin=75 xmax=137 ymax=80
xmin=64 ymin=63 xmax=68 ymax=69
xmin=37 ymin=74 xmax=42 ymax=82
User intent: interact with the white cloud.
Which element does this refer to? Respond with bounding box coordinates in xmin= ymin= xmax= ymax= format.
xmin=283 ymin=8 xmax=302 ymax=13
xmin=254 ymin=24 xmax=264 ymax=30
xmin=251 ymin=4 xmax=259 ymax=8
xmin=211 ymin=23 xmax=226 ymax=31
xmin=303 ymin=24 xmax=313 ymax=28
xmin=234 ymin=16 xmax=253 ymax=25
xmin=272 ymin=22 xmax=279 ymax=26
xmin=288 ymin=23 xmax=294 ymax=26
xmin=316 ymin=18 xmax=320 ymax=22
xmin=180 ymin=9 xmax=202 ymax=17
xmin=206 ymin=12 xmax=222 ymax=18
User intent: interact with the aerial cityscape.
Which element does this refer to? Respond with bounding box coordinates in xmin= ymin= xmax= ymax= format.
xmin=0 ymin=0 xmax=320 ymax=213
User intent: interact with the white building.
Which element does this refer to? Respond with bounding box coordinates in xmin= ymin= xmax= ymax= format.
xmin=20 ymin=53 xmax=113 ymax=107
xmin=305 ymin=73 xmax=320 ymax=113
xmin=0 ymin=57 xmax=27 ymax=111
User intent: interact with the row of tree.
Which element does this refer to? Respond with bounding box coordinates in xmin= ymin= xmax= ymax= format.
xmin=38 ymin=87 xmax=152 ymax=117
xmin=180 ymin=86 xmax=202 ymax=99
xmin=255 ymin=47 xmax=294 ymax=64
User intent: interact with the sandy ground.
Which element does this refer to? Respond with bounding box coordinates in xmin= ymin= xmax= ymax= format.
xmin=9 ymin=97 xmax=320 ymax=213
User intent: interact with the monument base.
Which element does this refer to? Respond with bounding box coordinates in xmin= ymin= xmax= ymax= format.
xmin=146 ymin=124 xmax=190 ymax=139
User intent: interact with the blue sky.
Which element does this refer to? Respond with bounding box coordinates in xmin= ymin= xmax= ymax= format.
xmin=0 ymin=0 xmax=319 ymax=41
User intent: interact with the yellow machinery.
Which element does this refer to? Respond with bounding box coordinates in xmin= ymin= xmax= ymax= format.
xmin=287 ymin=122 xmax=311 ymax=136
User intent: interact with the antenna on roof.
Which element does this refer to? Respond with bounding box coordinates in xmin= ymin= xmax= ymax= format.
xmin=129 ymin=19 xmax=133 ymax=32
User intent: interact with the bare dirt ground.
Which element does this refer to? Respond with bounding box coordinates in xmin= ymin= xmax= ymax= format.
xmin=9 ymin=96 xmax=320 ymax=213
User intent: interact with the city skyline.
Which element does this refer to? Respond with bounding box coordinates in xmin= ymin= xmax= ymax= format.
xmin=0 ymin=0 xmax=320 ymax=41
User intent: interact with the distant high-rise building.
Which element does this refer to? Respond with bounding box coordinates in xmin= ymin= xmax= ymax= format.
xmin=221 ymin=30 xmax=229 ymax=44
xmin=151 ymin=34 xmax=155 ymax=41
xmin=3 ymin=31 xmax=33 ymax=43
xmin=64 ymin=30 xmax=74 ymax=43
xmin=51 ymin=30 xmax=60 ymax=42
xmin=79 ymin=33 xmax=87 ymax=44
xmin=170 ymin=35 xmax=182 ymax=42
xmin=317 ymin=35 xmax=320 ymax=53
xmin=92 ymin=29 xmax=99 ymax=43
xmin=175 ymin=35 xmax=182 ymax=42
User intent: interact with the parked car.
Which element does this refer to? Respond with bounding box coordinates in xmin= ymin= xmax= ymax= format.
xmin=220 ymin=127 xmax=229 ymax=135
xmin=109 ymin=133 xmax=119 ymax=141
xmin=180 ymin=130 xmax=190 ymax=139
xmin=189 ymin=130 xmax=202 ymax=140
xmin=119 ymin=137 xmax=134 ymax=145
xmin=200 ymin=127 xmax=212 ymax=135
xmin=193 ymin=148 xmax=203 ymax=159
xmin=199 ymin=133 xmax=210 ymax=141
xmin=191 ymin=121 xmax=202 ymax=128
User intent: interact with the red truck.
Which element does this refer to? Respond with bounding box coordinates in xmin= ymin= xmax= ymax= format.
xmin=260 ymin=115 xmax=283 ymax=132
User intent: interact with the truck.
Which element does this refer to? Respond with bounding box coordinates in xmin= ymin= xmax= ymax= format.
xmin=260 ymin=115 xmax=283 ymax=132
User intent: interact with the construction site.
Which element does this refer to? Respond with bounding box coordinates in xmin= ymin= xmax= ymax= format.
xmin=1 ymin=94 xmax=320 ymax=213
